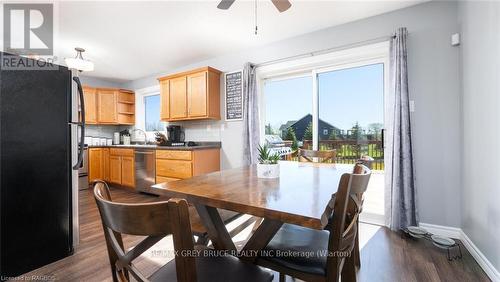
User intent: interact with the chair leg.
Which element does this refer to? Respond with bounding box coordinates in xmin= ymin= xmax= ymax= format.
xmin=279 ymin=273 xmax=286 ymax=282
xmin=341 ymin=254 xmax=357 ymax=282
xmin=354 ymin=220 xmax=361 ymax=269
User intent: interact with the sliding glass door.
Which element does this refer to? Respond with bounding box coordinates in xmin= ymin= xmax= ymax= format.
xmin=262 ymin=60 xmax=387 ymax=225
xmin=317 ymin=63 xmax=385 ymax=224
xmin=264 ymin=75 xmax=312 ymax=151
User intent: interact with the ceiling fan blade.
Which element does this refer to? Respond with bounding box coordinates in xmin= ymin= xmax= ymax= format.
xmin=217 ymin=0 xmax=236 ymax=10
xmin=271 ymin=0 xmax=291 ymax=12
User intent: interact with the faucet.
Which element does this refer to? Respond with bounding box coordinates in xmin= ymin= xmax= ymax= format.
xmin=131 ymin=128 xmax=148 ymax=145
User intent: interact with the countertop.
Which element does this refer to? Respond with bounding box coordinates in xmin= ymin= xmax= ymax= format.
xmin=88 ymin=142 xmax=221 ymax=151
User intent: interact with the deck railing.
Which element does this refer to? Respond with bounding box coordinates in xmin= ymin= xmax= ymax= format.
xmin=283 ymin=140 xmax=385 ymax=170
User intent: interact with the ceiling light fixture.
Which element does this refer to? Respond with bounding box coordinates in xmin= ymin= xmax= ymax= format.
xmin=65 ymin=47 xmax=94 ymax=72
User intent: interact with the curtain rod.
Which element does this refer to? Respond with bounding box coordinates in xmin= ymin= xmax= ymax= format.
xmin=255 ymin=34 xmax=395 ymax=68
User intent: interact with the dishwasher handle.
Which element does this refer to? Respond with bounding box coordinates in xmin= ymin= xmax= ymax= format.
xmin=135 ymin=151 xmax=155 ymax=155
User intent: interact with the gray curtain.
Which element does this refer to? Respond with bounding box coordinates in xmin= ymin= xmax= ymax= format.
xmin=242 ymin=62 xmax=260 ymax=165
xmin=385 ymin=27 xmax=418 ymax=230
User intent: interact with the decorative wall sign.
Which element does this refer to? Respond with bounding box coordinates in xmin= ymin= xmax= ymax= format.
xmin=225 ymin=71 xmax=243 ymax=121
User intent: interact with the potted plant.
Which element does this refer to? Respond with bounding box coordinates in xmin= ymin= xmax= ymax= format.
xmin=257 ymin=144 xmax=280 ymax=179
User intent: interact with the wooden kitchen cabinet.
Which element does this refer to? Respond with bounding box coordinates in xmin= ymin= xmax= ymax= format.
xmin=187 ymin=72 xmax=207 ymax=117
xmin=169 ymin=76 xmax=187 ymax=119
xmin=97 ymin=89 xmax=118 ymax=123
xmin=89 ymin=148 xmax=111 ymax=183
xmin=121 ymin=156 xmax=135 ymax=187
xmin=109 ymin=149 xmax=135 ymax=188
xmin=82 ymin=86 xmax=135 ymax=125
xmin=159 ymin=80 xmax=170 ymax=120
xmin=155 ymin=149 xmax=220 ymax=183
xmin=102 ymin=148 xmax=110 ymax=182
xmin=158 ymin=67 xmax=221 ymax=121
xmin=109 ymin=155 xmax=121 ymax=184
xmin=83 ymin=86 xmax=97 ymax=124
xmin=88 ymin=148 xmax=103 ymax=182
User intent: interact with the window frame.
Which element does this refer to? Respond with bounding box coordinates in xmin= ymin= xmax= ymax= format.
xmin=135 ymin=85 xmax=162 ymax=134
xmin=143 ymin=94 xmax=163 ymax=132
xmin=257 ymin=41 xmax=390 ymax=150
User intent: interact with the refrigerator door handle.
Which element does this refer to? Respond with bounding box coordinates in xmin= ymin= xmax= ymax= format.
xmin=72 ymin=76 xmax=85 ymax=170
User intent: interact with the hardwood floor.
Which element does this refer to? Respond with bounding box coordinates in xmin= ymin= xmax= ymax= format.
xmin=19 ymin=187 xmax=489 ymax=282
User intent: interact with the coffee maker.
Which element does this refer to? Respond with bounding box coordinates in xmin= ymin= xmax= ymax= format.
xmin=166 ymin=125 xmax=184 ymax=143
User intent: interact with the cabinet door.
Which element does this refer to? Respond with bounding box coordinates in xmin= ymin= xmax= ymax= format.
xmin=187 ymin=72 xmax=207 ymax=117
xmin=83 ymin=87 xmax=97 ymax=123
xmin=109 ymin=156 xmax=122 ymax=184
xmin=121 ymin=156 xmax=135 ymax=188
xmin=102 ymin=148 xmax=110 ymax=182
xmin=97 ymin=89 xmax=118 ymax=123
xmin=160 ymin=80 xmax=170 ymax=120
xmin=169 ymin=76 xmax=187 ymax=119
xmin=88 ymin=148 xmax=102 ymax=182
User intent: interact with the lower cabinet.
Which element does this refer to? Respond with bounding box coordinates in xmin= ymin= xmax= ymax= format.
xmin=88 ymin=148 xmax=110 ymax=183
xmin=109 ymin=149 xmax=135 ymax=188
xmin=155 ymin=149 xmax=220 ymax=183
xmin=109 ymin=155 xmax=122 ymax=184
xmin=90 ymin=147 xmax=220 ymax=189
xmin=121 ymin=156 xmax=135 ymax=187
xmin=103 ymin=148 xmax=110 ymax=182
xmin=88 ymin=148 xmax=103 ymax=182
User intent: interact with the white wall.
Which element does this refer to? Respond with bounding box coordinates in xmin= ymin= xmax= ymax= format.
xmin=459 ymin=0 xmax=500 ymax=272
xmin=123 ymin=1 xmax=462 ymax=228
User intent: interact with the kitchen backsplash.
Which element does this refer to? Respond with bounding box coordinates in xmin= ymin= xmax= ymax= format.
xmin=86 ymin=120 xmax=224 ymax=142
xmin=85 ymin=125 xmax=130 ymax=138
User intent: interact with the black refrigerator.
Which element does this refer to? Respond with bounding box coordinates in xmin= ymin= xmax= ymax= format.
xmin=0 ymin=52 xmax=83 ymax=277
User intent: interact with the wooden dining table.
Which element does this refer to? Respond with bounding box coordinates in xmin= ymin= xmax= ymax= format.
xmin=151 ymin=161 xmax=353 ymax=261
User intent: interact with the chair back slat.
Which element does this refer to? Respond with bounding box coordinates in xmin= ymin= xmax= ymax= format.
xmin=93 ymin=181 xmax=197 ymax=282
xmin=324 ymin=165 xmax=371 ymax=281
xmin=95 ymin=193 xmax=172 ymax=236
xmin=298 ymin=149 xmax=336 ymax=163
xmin=349 ymin=164 xmax=371 ymax=194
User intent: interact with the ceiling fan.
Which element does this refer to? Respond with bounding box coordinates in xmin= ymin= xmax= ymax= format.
xmin=217 ymin=0 xmax=292 ymax=13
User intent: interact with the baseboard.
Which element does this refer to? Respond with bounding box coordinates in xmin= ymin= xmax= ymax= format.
xmin=419 ymin=222 xmax=500 ymax=282
xmin=460 ymin=230 xmax=500 ymax=282
xmin=419 ymin=222 xmax=461 ymax=239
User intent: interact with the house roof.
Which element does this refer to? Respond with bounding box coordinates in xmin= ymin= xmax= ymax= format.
xmin=279 ymin=120 xmax=297 ymax=131
xmin=281 ymin=114 xmax=340 ymax=131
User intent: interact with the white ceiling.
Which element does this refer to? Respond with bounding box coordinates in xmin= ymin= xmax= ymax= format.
xmin=55 ymin=0 xmax=425 ymax=82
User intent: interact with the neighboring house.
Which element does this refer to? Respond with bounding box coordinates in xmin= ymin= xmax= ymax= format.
xmin=280 ymin=114 xmax=341 ymax=140
xmin=279 ymin=120 xmax=297 ymax=138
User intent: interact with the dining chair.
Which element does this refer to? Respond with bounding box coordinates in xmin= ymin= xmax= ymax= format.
xmin=351 ymin=163 xmax=370 ymax=269
xmin=92 ymin=180 xmax=249 ymax=246
xmin=256 ymin=165 xmax=371 ymax=282
xmin=298 ymin=149 xmax=336 ymax=163
xmin=94 ymin=181 xmax=274 ymax=282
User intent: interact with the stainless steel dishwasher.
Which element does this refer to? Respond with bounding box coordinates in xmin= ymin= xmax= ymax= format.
xmin=134 ymin=149 xmax=155 ymax=193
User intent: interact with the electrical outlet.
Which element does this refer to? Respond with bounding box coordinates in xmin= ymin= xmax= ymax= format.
xmin=409 ymin=100 xmax=415 ymax=112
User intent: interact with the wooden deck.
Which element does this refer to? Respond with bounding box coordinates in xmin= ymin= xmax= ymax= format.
xmin=18 ymin=187 xmax=490 ymax=282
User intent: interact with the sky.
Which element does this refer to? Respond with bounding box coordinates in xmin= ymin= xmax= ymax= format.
xmin=264 ymin=63 xmax=384 ymax=132
xmin=145 ymin=94 xmax=162 ymax=131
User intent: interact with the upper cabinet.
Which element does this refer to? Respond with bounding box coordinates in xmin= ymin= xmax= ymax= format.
xmin=169 ymin=76 xmax=188 ymax=119
xmin=83 ymin=86 xmax=97 ymax=124
xmin=158 ymin=67 xmax=221 ymax=121
xmin=82 ymin=87 xmax=135 ymax=125
xmin=97 ymin=89 xmax=118 ymax=123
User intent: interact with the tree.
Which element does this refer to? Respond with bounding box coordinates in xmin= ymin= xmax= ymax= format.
xmin=284 ymin=127 xmax=298 ymax=151
xmin=367 ymin=123 xmax=383 ymax=140
xmin=303 ymin=122 xmax=313 ymax=141
xmin=349 ymin=122 xmax=363 ymax=141
xmin=265 ymin=123 xmax=273 ymax=135
xmin=284 ymin=127 xmax=296 ymax=141
xmin=329 ymin=130 xmax=339 ymax=140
